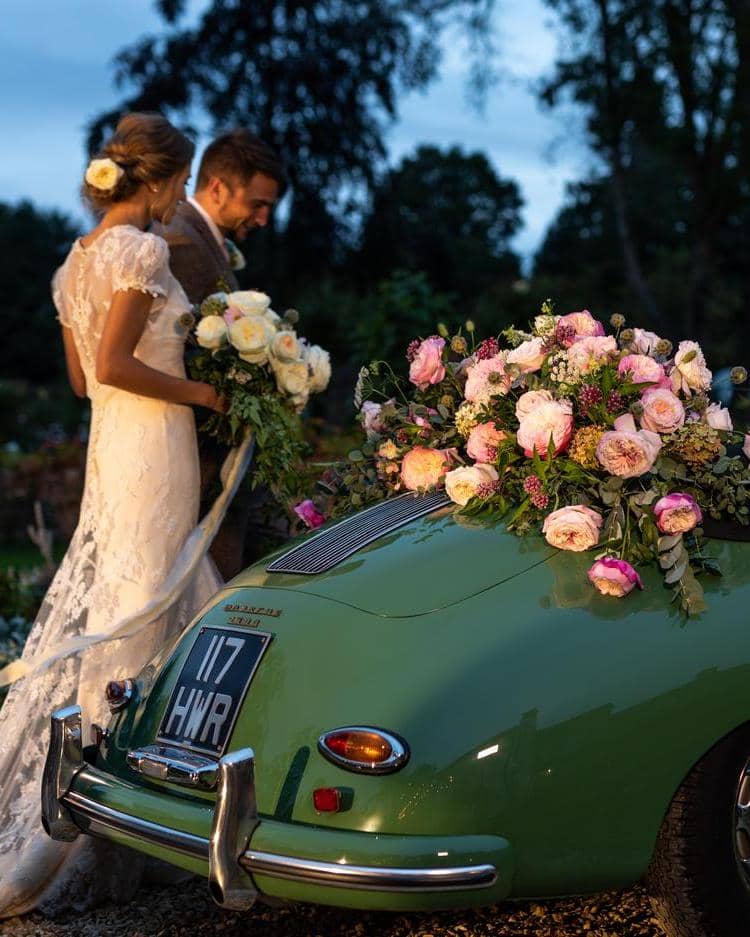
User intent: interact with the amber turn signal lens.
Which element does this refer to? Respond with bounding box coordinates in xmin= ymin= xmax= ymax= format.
xmin=325 ymin=730 xmax=392 ymax=763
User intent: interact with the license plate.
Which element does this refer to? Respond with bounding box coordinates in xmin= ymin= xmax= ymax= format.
xmin=157 ymin=625 xmax=272 ymax=756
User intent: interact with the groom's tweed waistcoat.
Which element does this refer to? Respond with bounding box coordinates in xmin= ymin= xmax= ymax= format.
xmin=152 ymin=201 xmax=239 ymax=305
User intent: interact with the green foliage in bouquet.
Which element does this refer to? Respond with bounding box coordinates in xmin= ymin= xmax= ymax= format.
xmin=311 ymin=303 xmax=750 ymax=616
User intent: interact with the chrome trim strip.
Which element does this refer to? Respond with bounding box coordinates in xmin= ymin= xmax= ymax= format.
xmin=41 ymin=706 xmax=85 ymax=842
xmin=318 ymin=726 xmax=410 ymax=775
xmin=60 ymin=790 xmax=497 ymax=893
xmin=126 ymin=744 xmax=219 ymax=790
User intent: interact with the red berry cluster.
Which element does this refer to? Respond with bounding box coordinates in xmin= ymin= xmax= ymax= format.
xmin=606 ymin=390 xmax=625 ymax=412
xmin=406 ymin=339 xmax=421 ymax=362
xmin=475 ymin=337 xmax=500 ymax=360
xmin=578 ymin=384 xmax=603 ymax=411
xmin=523 ymin=474 xmax=549 ymax=509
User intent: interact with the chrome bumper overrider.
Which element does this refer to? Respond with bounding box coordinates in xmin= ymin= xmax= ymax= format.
xmin=42 ymin=707 xmax=498 ymax=907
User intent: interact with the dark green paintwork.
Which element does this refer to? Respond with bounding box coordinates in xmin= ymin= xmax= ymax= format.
xmin=81 ymin=509 xmax=750 ymax=907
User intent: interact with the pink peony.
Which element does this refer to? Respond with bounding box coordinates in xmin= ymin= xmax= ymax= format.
xmin=587 ymin=557 xmax=643 ymax=596
xmin=516 ymin=398 xmax=574 ymax=457
xmin=542 ymin=505 xmax=603 ymax=552
xmin=464 ymin=354 xmax=512 ymax=404
xmin=466 ymin=422 xmax=507 ymax=461
xmin=515 ymin=389 xmax=554 ymax=422
xmin=653 ymin=493 xmax=702 ymax=534
xmin=409 ymin=337 xmax=446 ymax=390
xmin=596 ymin=423 xmax=662 ymax=478
xmin=631 ymin=328 xmax=661 ymax=355
xmin=294 ymin=499 xmax=326 ymax=529
xmin=557 ymin=310 xmax=605 ymax=347
xmin=640 ymin=388 xmax=685 ymax=434
xmin=566 ymin=335 xmax=618 ymax=375
xmin=507 ymin=337 xmax=547 ymax=374
xmin=400 ymin=446 xmax=449 ymax=491
xmin=703 ymin=402 xmax=733 ymax=431
xmin=670 ymin=340 xmax=712 ymax=395
xmin=618 ymin=354 xmax=668 ymax=390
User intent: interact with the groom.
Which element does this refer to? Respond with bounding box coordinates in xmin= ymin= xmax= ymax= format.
xmin=154 ymin=129 xmax=285 ymax=579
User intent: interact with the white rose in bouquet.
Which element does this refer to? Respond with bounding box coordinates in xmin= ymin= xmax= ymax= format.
xmin=226 ymin=290 xmax=271 ymax=316
xmin=228 ymin=315 xmax=274 ymax=364
xmin=264 ymin=308 xmax=282 ymax=329
xmin=445 ymin=464 xmax=499 ymax=506
xmin=270 ymin=331 xmax=301 ymax=363
xmin=275 ymin=359 xmax=310 ymax=398
xmin=304 ymin=344 xmax=331 ymax=393
xmin=196 ymin=315 xmax=228 ymax=349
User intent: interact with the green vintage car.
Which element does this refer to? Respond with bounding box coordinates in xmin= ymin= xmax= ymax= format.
xmin=43 ymin=492 xmax=750 ymax=937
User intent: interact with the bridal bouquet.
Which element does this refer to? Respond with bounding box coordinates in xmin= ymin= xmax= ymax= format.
xmin=188 ymin=289 xmax=330 ymax=501
xmin=314 ymin=302 xmax=749 ymax=615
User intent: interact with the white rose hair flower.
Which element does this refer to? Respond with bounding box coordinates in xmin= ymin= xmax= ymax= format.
xmin=85 ymin=158 xmax=124 ymax=192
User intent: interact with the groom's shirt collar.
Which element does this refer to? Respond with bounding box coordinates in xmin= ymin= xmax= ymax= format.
xmin=188 ymin=196 xmax=229 ymax=260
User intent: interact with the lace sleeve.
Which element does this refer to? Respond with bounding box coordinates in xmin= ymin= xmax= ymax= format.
xmin=51 ymin=266 xmax=70 ymax=327
xmin=111 ymin=231 xmax=170 ymax=299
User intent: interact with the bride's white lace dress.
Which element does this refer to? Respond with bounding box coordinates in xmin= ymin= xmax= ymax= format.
xmin=0 ymin=225 xmax=228 ymax=916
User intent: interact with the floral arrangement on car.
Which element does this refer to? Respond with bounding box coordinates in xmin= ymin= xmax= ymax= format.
xmin=188 ymin=289 xmax=330 ymax=503
xmin=307 ymin=302 xmax=749 ymax=616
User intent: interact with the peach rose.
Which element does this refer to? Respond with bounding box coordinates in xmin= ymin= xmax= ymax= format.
xmin=670 ymin=340 xmax=712 ymax=395
xmin=640 ymin=388 xmax=685 ymax=434
xmin=466 ymin=422 xmax=507 ymax=461
xmin=409 ymin=337 xmax=446 ymax=390
xmin=515 ymin=389 xmax=554 ymax=422
xmin=400 ymin=446 xmax=449 ymax=491
xmin=587 ymin=557 xmax=643 ymax=596
xmin=542 ymin=505 xmax=603 ymax=552
xmin=507 ymin=337 xmax=547 ymax=374
xmin=566 ymin=335 xmax=618 ymax=375
xmin=703 ymin=402 xmax=733 ymax=431
xmin=516 ymin=399 xmax=574 ymax=457
xmin=464 ymin=354 xmax=512 ymax=404
xmin=445 ymin=463 xmax=499 ymax=506
xmin=653 ymin=493 xmax=702 ymax=534
xmin=596 ymin=424 xmax=662 ymax=478
xmin=618 ymin=354 xmax=668 ymax=390
xmin=557 ymin=309 xmax=605 ymax=346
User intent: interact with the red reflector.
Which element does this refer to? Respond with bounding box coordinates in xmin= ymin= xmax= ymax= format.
xmin=313 ymin=787 xmax=342 ymax=813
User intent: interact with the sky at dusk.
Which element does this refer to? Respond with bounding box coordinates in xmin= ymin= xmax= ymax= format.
xmin=0 ymin=0 xmax=589 ymax=261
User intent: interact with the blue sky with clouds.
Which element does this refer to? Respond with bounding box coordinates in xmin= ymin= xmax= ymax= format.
xmin=0 ymin=0 xmax=589 ymax=262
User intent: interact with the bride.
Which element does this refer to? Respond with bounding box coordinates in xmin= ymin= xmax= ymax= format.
xmin=0 ymin=113 xmax=230 ymax=916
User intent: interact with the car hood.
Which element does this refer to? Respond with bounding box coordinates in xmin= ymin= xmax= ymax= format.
xmin=229 ymin=504 xmax=557 ymax=617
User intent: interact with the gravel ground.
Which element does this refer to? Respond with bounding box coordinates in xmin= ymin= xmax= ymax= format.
xmin=2 ymin=879 xmax=664 ymax=937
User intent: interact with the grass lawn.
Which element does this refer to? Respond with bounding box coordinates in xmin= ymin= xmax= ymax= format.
xmin=0 ymin=543 xmax=66 ymax=570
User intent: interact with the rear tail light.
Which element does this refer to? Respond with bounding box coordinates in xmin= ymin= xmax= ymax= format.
xmin=313 ymin=787 xmax=342 ymax=812
xmin=105 ymin=678 xmax=135 ymax=712
xmin=318 ymin=726 xmax=409 ymax=774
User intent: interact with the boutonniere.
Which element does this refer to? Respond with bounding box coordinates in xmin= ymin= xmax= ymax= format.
xmin=225 ymin=237 xmax=246 ymax=271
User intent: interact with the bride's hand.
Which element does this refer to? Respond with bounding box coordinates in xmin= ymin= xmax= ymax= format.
xmin=197 ymin=383 xmax=228 ymax=413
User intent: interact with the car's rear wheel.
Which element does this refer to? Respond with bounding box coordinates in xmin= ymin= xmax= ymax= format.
xmin=647 ymin=723 xmax=750 ymax=937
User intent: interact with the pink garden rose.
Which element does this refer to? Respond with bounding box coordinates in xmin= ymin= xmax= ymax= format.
xmin=400 ymin=446 xmax=449 ymax=491
xmin=653 ymin=492 xmax=702 ymax=534
xmin=596 ymin=416 xmax=662 ymax=478
xmin=639 ymin=388 xmax=685 ymax=434
xmin=744 ymin=434 xmax=750 ymax=461
xmin=670 ymin=340 xmax=712 ymax=395
xmin=506 ymin=337 xmax=547 ymax=374
xmin=631 ymin=328 xmax=661 ymax=355
xmin=515 ymin=389 xmax=554 ymax=422
xmin=703 ymin=402 xmax=733 ymax=431
xmin=464 ymin=354 xmax=512 ymax=404
xmin=587 ymin=557 xmax=643 ymax=596
xmin=409 ymin=337 xmax=446 ymax=390
xmin=445 ymin=463 xmax=499 ymax=506
xmin=542 ymin=505 xmax=603 ymax=552
xmin=618 ymin=354 xmax=668 ymax=390
xmin=557 ymin=309 xmax=605 ymax=346
xmin=516 ymin=398 xmax=574 ymax=457
xmin=294 ymin=499 xmax=326 ymax=529
xmin=466 ymin=422 xmax=507 ymax=461
xmin=566 ymin=335 xmax=618 ymax=375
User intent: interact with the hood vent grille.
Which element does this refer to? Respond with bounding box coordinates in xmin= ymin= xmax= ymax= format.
xmin=266 ymin=491 xmax=451 ymax=575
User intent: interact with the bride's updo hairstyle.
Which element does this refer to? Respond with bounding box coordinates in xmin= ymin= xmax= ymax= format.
xmin=83 ymin=112 xmax=195 ymax=212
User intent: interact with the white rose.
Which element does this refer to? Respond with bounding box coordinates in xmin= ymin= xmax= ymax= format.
xmin=670 ymin=340 xmax=712 ymax=395
xmin=445 ymin=463 xmax=499 ymax=506
xmin=507 ymin=337 xmax=547 ymax=374
xmin=274 ymin=360 xmax=310 ymax=397
xmin=264 ymin=308 xmax=282 ymax=329
xmin=270 ymin=331 xmax=301 ymax=363
xmin=304 ymin=344 xmax=331 ymax=393
xmin=226 ymin=290 xmax=271 ymax=317
xmin=704 ymin=402 xmax=733 ymax=431
xmin=195 ymin=315 xmax=228 ymax=350
xmin=228 ymin=314 xmax=274 ymax=364
xmin=632 ymin=328 xmax=661 ymax=355
xmin=85 ymin=158 xmax=123 ymax=191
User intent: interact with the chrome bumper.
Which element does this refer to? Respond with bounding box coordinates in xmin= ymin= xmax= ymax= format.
xmin=42 ymin=706 xmax=497 ymax=906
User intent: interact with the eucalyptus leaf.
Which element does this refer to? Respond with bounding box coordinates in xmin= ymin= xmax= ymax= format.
xmin=664 ymin=557 xmax=688 ymax=584
xmin=658 ymin=533 xmax=683 ymax=552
